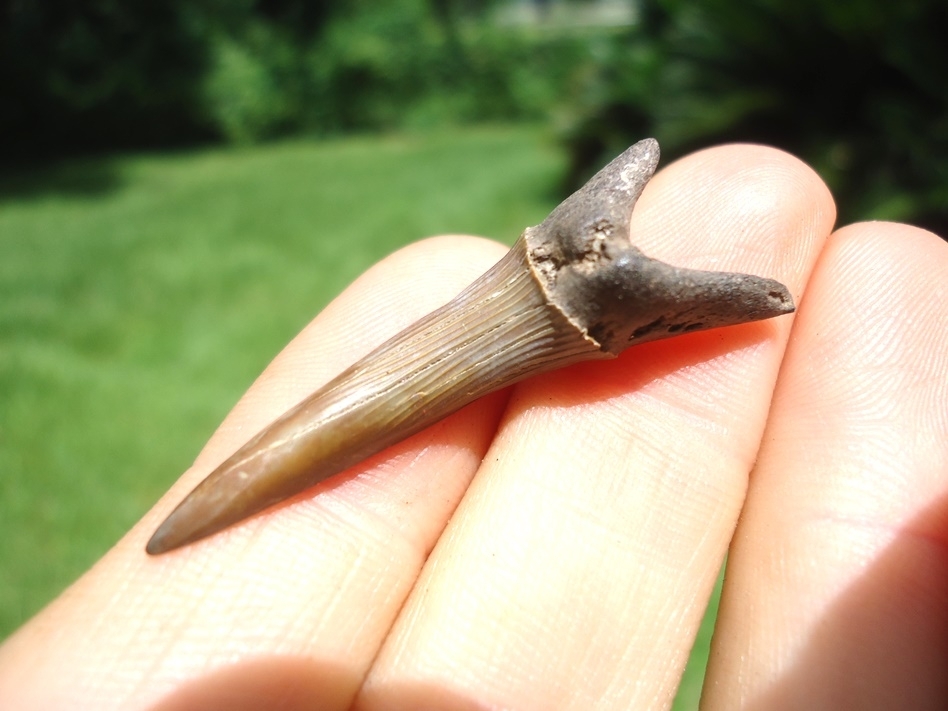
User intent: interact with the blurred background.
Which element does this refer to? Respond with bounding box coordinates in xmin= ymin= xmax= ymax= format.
xmin=5 ymin=0 xmax=947 ymax=230
xmin=1 ymin=0 xmax=945 ymax=705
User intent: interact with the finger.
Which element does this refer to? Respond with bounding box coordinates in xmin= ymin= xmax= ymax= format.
xmin=0 ymin=236 xmax=509 ymax=711
xmin=703 ymin=223 xmax=948 ymax=709
xmin=355 ymin=145 xmax=835 ymax=710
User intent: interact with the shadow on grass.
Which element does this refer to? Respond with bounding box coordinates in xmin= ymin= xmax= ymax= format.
xmin=0 ymin=156 xmax=126 ymax=203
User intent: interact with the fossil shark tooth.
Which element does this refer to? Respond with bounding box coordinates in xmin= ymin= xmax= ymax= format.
xmin=146 ymin=138 xmax=794 ymax=555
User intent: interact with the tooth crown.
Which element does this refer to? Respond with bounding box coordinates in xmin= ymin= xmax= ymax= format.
xmin=146 ymin=237 xmax=602 ymax=554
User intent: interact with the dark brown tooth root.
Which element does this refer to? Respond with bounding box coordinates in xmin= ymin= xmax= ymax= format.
xmin=146 ymin=138 xmax=794 ymax=555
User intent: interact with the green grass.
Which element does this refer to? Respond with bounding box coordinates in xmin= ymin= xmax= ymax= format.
xmin=0 ymin=125 xmax=717 ymax=708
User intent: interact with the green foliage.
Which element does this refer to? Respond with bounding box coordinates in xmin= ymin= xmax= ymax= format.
xmin=306 ymin=1 xmax=447 ymax=131
xmin=2 ymin=0 xmax=211 ymax=158
xmin=2 ymin=0 xmax=588 ymax=159
xmin=560 ymin=0 xmax=948 ymax=235
xmin=201 ymin=23 xmax=301 ymax=143
xmin=232 ymin=0 xmax=592 ymax=137
xmin=7 ymin=0 xmax=946 ymax=236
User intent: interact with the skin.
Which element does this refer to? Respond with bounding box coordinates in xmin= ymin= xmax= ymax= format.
xmin=0 ymin=144 xmax=946 ymax=710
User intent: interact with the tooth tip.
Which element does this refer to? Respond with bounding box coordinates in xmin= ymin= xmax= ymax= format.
xmin=145 ymin=490 xmax=226 ymax=555
xmin=736 ymin=274 xmax=795 ymax=319
xmin=770 ymin=286 xmax=795 ymax=315
xmin=145 ymin=530 xmax=171 ymax=556
xmin=145 ymin=515 xmax=186 ymax=555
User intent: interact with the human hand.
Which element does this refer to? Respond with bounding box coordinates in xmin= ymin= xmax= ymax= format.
xmin=1 ymin=145 xmax=945 ymax=710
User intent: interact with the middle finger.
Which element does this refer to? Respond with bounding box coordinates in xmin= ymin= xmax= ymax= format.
xmin=356 ymin=144 xmax=835 ymax=710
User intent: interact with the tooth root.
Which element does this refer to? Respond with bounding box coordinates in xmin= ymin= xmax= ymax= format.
xmin=523 ymin=138 xmax=793 ymax=354
xmin=147 ymin=138 xmax=795 ymax=555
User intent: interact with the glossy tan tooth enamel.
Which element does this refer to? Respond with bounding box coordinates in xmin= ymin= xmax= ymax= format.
xmin=146 ymin=237 xmax=605 ymax=554
xmin=147 ymin=138 xmax=795 ymax=554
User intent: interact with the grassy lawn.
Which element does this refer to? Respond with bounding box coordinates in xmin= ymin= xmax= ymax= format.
xmin=0 ymin=126 xmax=718 ymax=707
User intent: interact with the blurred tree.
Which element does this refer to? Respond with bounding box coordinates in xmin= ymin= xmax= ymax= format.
xmin=252 ymin=0 xmax=334 ymax=39
xmin=2 ymin=0 xmax=211 ymax=161
xmin=0 ymin=0 xmax=345 ymax=160
xmin=561 ymin=0 xmax=948 ymax=236
xmin=2 ymin=0 xmax=584 ymax=160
